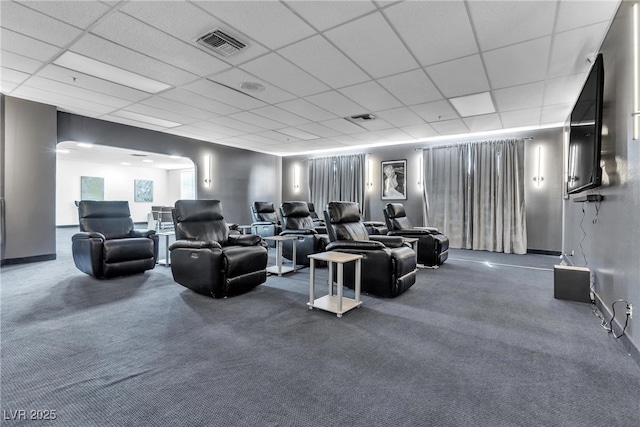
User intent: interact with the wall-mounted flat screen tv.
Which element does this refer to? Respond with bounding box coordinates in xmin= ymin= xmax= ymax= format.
xmin=567 ymin=53 xmax=604 ymax=195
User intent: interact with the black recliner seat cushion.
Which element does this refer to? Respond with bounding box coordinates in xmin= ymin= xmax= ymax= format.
xmin=324 ymin=201 xmax=416 ymax=297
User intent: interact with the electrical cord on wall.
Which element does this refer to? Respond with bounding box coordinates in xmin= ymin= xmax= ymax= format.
xmin=593 ymin=299 xmax=631 ymax=339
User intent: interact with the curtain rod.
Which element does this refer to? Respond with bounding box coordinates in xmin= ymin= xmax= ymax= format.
xmin=414 ymin=136 xmax=533 ymax=150
xmin=307 ymin=152 xmax=371 ymax=160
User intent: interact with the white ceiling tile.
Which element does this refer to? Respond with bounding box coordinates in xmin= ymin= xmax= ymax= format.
xmin=1 ymin=67 xmax=30 ymax=84
xmin=101 ymin=114 xmax=168 ymax=132
xmin=556 ymin=0 xmax=621 ymax=32
xmin=208 ymin=68 xmax=296 ymax=104
xmin=306 ymin=91 xmax=367 ymax=118
xmin=278 ymin=35 xmax=369 ymax=89
xmin=385 ymin=1 xmax=477 ymax=66
xmin=17 ymin=0 xmax=112 ymax=29
xmin=544 ymin=74 xmax=588 ymax=106
xmin=429 ymin=119 xmax=469 ymax=135
xmin=329 ymin=134 xmax=363 ymax=144
xmin=295 ymin=122 xmax=342 ymax=138
xmin=325 ymin=12 xmax=418 ymax=78
xmin=111 ymin=110 xmax=182 ymax=128
xmin=120 ymin=103 xmax=197 ymax=126
xmin=70 ymin=34 xmax=198 ymax=86
xmin=285 ymin=1 xmax=377 ymax=31
xmin=12 ymin=85 xmax=116 ymax=115
xmin=548 ymin=22 xmax=609 ymax=78
xmin=411 ymin=100 xmax=459 ymax=123
xmin=375 ymin=107 xmax=425 ymax=127
xmin=378 ymin=69 xmax=442 ymax=106
xmin=0 ymin=81 xmax=18 ymax=92
xmin=257 ymin=130 xmax=302 ymax=143
xmin=541 ymin=104 xmax=572 ymax=125
xmin=320 ymin=118 xmax=366 ymax=135
xmin=182 ymin=79 xmax=267 ymax=110
xmin=195 ymin=1 xmax=316 ymax=50
xmin=484 ymin=37 xmax=551 ymax=89
xmin=1 ymin=28 xmax=60 ymax=62
xmin=277 ymin=99 xmax=338 ymax=122
xmin=227 ymin=111 xmax=286 ymax=131
xmin=500 ymin=108 xmax=541 ymax=128
xmin=351 ymin=132 xmax=389 ymax=144
xmin=468 ymin=1 xmax=557 ymax=51
xmin=240 ymin=53 xmax=329 ymax=97
xmin=250 ymin=106 xmax=310 ymax=127
xmin=375 ymin=128 xmax=414 ymax=143
xmin=1 ymin=2 xmax=83 ymax=47
xmin=121 ymin=1 xmax=270 ymax=66
xmin=493 ymin=82 xmax=545 ymax=112
xmin=355 ymin=117 xmax=394 ymax=132
xmin=90 ymin=12 xmax=230 ymax=77
xmin=1 ymin=50 xmax=44 ymax=74
xmin=338 ymin=81 xmax=402 ymax=112
xmin=462 ymin=114 xmax=503 ymax=133
xmin=189 ymin=120 xmax=245 ymax=138
xmin=37 ymin=64 xmax=150 ymax=102
xmin=426 ymin=55 xmax=490 ymax=98
xmin=208 ymin=116 xmax=267 ymax=134
xmin=400 ymin=123 xmax=439 ymax=139
xmin=160 ymin=88 xmax=240 ymax=116
xmin=140 ymin=97 xmax=215 ymax=121
xmin=24 ymin=76 xmax=132 ymax=109
xmin=449 ymin=92 xmax=495 ymax=117
xmin=277 ymin=127 xmax=321 ymax=141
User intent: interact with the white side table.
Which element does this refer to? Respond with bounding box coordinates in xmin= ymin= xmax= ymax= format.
xmin=307 ymin=251 xmax=363 ymax=318
xmin=157 ymin=231 xmax=175 ymax=266
xmin=236 ymin=225 xmax=254 ymax=235
xmin=264 ymin=235 xmax=298 ymax=276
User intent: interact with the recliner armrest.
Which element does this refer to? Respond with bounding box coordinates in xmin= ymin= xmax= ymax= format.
xmin=387 ymin=229 xmax=434 ymax=236
xmin=72 ymin=231 xmax=105 ymax=241
xmin=280 ymin=229 xmax=317 ymax=236
xmin=130 ymin=229 xmax=157 ymax=238
xmin=227 ymin=234 xmax=263 ymax=246
xmin=370 ymin=235 xmax=405 ymax=248
xmin=326 ymin=240 xmax=385 ymax=251
xmin=169 ymin=240 xmax=222 ymax=250
xmin=251 ymin=221 xmax=275 ymax=226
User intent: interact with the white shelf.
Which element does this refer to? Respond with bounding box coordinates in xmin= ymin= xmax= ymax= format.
xmin=307 ymin=295 xmax=362 ymax=317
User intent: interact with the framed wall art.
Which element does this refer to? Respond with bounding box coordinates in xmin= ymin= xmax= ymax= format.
xmin=381 ymin=160 xmax=407 ymax=200
xmin=134 ymin=179 xmax=153 ymax=202
xmin=80 ymin=176 xmax=104 ymax=201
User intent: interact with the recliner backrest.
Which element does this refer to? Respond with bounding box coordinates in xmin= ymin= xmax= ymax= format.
xmin=384 ymin=203 xmax=414 ymax=231
xmin=324 ymin=201 xmax=370 ymax=242
xmin=307 ymin=202 xmax=320 ymax=220
xmin=173 ymin=200 xmax=229 ymax=243
xmin=78 ymin=201 xmax=134 ymax=240
xmin=251 ymin=201 xmax=279 ymax=224
xmin=280 ymin=201 xmax=314 ymax=231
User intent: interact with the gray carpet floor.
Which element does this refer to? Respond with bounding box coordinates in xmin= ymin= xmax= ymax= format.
xmin=1 ymin=227 xmax=638 ymax=426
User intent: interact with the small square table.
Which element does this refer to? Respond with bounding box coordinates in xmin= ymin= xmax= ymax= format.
xmin=157 ymin=230 xmax=175 ymax=266
xmin=307 ymin=251 xmax=363 ymax=318
xmin=264 ymin=235 xmax=299 ymax=276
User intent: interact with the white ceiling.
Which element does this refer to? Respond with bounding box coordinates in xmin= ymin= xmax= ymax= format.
xmin=0 ymin=0 xmax=621 ymax=157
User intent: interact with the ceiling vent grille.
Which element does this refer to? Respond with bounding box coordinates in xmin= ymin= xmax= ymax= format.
xmin=196 ymin=29 xmax=247 ymax=57
xmin=345 ymin=113 xmax=376 ymax=124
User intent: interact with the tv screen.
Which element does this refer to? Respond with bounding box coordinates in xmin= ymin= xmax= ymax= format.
xmin=567 ymin=53 xmax=604 ymax=195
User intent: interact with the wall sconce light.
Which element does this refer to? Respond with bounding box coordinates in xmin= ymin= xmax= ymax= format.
xmin=366 ymin=159 xmax=374 ymax=191
xmin=417 ymin=154 xmax=423 ymax=189
xmin=633 ymin=3 xmax=639 ymax=140
xmin=533 ymin=146 xmax=544 ymax=187
xmin=293 ymin=165 xmax=300 ymax=192
xmin=203 ymin=155 xmax=212 ymax=187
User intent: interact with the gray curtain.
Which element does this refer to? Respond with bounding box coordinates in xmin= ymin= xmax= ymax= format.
xmin=309 ymin=154 xmax=365 ymax=216
xmin=423 ymin=139 xmax=527 ymax=254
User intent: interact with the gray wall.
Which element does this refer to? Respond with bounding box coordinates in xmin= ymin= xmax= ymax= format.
xmin=58 ymin=112 xmax=281 ymax=225
xmin=1 ymin=96 xmax=57 ymax=263
xmin=563 ymin=1 xmax=639 ymax=353
xmin=283 ymin=126 xmax=564 ymax=253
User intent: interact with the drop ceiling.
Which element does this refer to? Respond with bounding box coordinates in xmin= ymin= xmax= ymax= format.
xmin=0 ymin=0 xmax=621 ymax=156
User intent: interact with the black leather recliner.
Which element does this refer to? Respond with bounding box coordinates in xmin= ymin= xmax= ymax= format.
xmin=279 ymin=201 xmax=329 ymax=266
xmin=250 ymin=201 xmax=281 ymax=247
xmin=72 ymin=201 xmax=158 ymax=279
xmin=324 ymin=201 xmax=416 ymax=297
xmin=383 ymin=203 xmax=449 ymax=267
xmin=169 ymin=199 xmax=268 ymax=298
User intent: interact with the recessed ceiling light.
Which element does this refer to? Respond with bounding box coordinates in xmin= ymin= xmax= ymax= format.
xmin=449 ymin=92 xmax=496 ymax=117
xmin=77 ymin=142 xmax=94 ymax=148
xmin=240 ymin=82 xmax=265 ymax=93
xmin=54 ymin=51 xmax=172 ymax=94
xmin=142 ymin=159 xmax=154 ymax=163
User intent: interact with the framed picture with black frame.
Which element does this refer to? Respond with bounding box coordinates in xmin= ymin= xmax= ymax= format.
xmin=381 ymin=159 xmax=407 ymax=200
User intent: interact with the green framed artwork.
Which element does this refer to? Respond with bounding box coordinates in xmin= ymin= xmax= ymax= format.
xmin=80 ymin=176 xmax=104 ymax=201
xmin=134 ymin=179 xmax=153 ymax=202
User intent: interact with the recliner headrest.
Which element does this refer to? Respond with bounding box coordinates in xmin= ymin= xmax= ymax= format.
xmin=385 ymin=203 xmax=406 ymax=219
xmin=326 ymin=201 xmax=361 ymax=224
xmin=174 ymin=199 xmax=223 ymax=222
xmin=280 ymin=201 xmax=310 ymax=218
xmin=254 ymin=201 xmax=275 ymax=213
xmin=78 ymin=201 xmax=131 ymax=219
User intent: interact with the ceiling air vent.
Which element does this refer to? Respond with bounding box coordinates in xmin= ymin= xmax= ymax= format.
xmin=196 ymin=29 xmax=247 ymax=57
xmin=345 ymin=113 xmax=376 ymax=126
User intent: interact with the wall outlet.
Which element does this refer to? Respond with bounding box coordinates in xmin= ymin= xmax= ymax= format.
xmin=627 ymin=303 xmax=633 ymax=319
